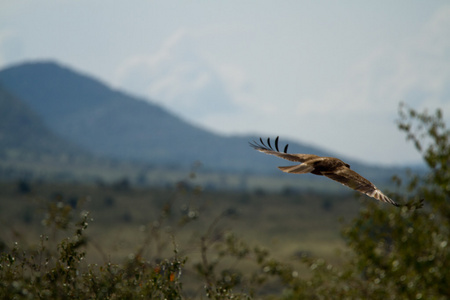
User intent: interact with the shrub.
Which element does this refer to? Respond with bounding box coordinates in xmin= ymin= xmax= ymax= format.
xmin=277 ymin=104 xmax=450 ymax=299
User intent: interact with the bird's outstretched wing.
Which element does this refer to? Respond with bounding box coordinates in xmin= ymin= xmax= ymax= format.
xmin=322 ymin=167 xmax=400 ymax=207
xmin=250 ymin=136 xmax=401 ymax=207
xmin=249 ymin=137 xmax=319 ymax=163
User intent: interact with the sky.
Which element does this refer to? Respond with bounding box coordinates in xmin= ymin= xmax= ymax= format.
xmin=1 ymin=1 xmax=449 ymax=165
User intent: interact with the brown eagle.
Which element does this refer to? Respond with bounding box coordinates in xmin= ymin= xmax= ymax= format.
xmin=250 ymin=137 xmax=400 ymax=207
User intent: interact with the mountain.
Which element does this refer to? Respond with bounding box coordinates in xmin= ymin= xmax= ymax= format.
xmin=0 ymin=61 xmax=334 ymax=173
xmin=0 ymin=60 xmax=406 ymax=189
xmin=0 ymin=84 xmax=85 ymax=159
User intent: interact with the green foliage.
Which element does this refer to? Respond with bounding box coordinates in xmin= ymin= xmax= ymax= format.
xmin=280 ymin=103 xmax=450 ymax=299
xmin=0 ymin=202 xmax=186 ymax=299
xmin=341 ymin=104 xmax=450 ymax=298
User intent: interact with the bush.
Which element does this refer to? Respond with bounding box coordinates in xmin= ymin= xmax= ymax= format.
xmin=278 ymin=104 xmax=450 ymax=299
xmin=0 ymin=204 xmax=186 ymax=299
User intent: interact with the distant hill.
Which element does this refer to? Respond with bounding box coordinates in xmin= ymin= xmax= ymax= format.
xmin=0 ymin=61 xmax=335 ymax=173
xmin=0 ymin=60 xmax=406 ymax=189
xmin=0 ymin=84 xmax=85 ymax=159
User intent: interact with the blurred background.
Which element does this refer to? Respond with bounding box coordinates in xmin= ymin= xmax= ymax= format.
xmin=1 ymin=1 xmax=449 ymax=166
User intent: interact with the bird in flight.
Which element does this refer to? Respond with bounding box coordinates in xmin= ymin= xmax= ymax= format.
xmin=250 ymin=137 xmax=400 ymax=207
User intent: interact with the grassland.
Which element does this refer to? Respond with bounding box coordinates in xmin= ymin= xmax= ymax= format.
xmin=0 ymin=175 xmax=431 ymax=298
xmin=0 ymin=177 xmax=365 ymax=267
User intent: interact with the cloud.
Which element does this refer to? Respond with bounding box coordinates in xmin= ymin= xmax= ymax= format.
xmin=285 ymin=5 xmax=450 ymax=120
xmin=244 ymin=5 xmax=450 ymax=165
xmin=344 ymin=5 xmax=450 ymax=113
xmin=114 ymin=29 xmax=237 ymax=121
xmin=111 ymin=5 xmax=450 ymax=164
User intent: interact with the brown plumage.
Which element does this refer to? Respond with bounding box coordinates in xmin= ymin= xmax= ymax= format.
xmin=250 ymin=137 xmax=400 ymax=207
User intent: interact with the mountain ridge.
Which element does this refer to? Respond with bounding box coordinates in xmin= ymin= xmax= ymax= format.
xmin=0 ymin=61 xmax=335 ymax=172
xmin=0 ymin=61 xmax=403 ymax=182
xmin=0 ymin=83 xmax=86 ymax=159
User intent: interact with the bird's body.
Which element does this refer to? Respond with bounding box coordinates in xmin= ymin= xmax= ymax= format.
xmin=250 ymin=137 xmax=400 ymax=207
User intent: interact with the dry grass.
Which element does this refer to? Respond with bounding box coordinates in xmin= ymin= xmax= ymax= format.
xmin=0 ymin=180 xmax=361 ymax=269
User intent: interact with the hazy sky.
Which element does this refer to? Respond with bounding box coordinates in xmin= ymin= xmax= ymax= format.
xmin=1 ymin=1 xmax=449 ymax=165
